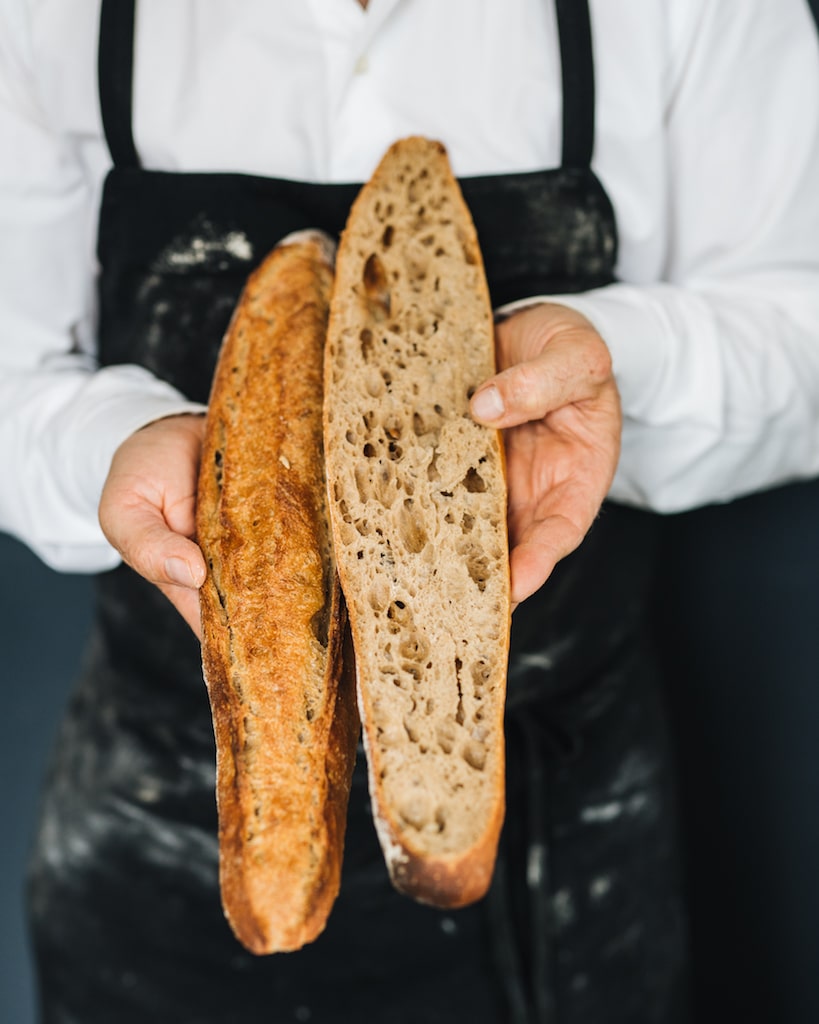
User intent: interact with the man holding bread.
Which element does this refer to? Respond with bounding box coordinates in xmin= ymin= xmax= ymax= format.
xmin=2 ymin=1 xmax=819 ymax=1022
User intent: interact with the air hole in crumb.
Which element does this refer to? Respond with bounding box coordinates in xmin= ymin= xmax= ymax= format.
xmin=398 ymin=498 xmax=428 ymax=553
xmin=463 ymin=468 xmax=487 ymax=493
xmin=455 ymin=658 xmax=465 ymax=725
xmin=387 ymin=600 xmax=409 ymax=624
xmin=363 ymin=443 xmax=377 ymax=458
xmin=399 ymin=794 xmax=430 ymax=831
xmin=368 ymin=579 xmax=390 ymax=611
xmin=382 ymin=225 xmax=394 ymax=248
xmin=461 ymin=513 xmax=475 ymax=534
xmin=466 ymin=551 xmax=490 ymax=592
xmin=463 ymin=741 xmax=487 ymax=771
xmin=360 ymin=328 xmax=374 ymax=361
xmin=472 ymin=661 xmax=492 ymax=687
xmin=400 ymin=632 xmax=430 ymax=663
xmin=362 ymin=253 xmax=391 ymax=320
xmin=460 ymin=236 xmax=479 ymax=266
xmin=437 ymin=720 xmax=456 ymax=754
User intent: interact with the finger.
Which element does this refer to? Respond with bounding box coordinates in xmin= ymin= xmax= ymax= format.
xmin=100 ymin=495 xmax=206 ymax=591
xmin=508 ymin=513 xmax=587 ymax=605
xmin=471 ymin=320 xmax=612 ymax=430
xmin=157 ymin=582 xmax=203 ymax=640
xmin=471 ymin=345 xmax=610 ymax=430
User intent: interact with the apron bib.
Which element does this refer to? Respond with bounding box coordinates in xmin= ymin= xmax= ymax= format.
xmin=28 ymin=3 xmax=687 ymax=1022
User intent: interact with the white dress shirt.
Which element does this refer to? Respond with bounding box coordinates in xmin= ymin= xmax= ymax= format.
xmin=1 ymin=0 xmax=819 ymax=572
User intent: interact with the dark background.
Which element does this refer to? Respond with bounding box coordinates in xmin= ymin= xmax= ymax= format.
xmin=0 ymin=533 xmax=94 ymax=1024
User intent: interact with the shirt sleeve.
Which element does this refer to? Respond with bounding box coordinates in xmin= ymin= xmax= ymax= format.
xmin=0 ymin=4 xmax=204 ymax=573
xmin=504 ymin=0 xmax=819 ymax=512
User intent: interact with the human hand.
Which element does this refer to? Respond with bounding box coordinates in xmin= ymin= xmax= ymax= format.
xmin=470 ymin=303 xmax=622 ymax=607
xmin=98 ymin=414 xmax=207 ymax=637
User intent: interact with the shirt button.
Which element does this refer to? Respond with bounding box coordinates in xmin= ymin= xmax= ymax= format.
xmin=354 ymin=53 xmax=370 ymax=75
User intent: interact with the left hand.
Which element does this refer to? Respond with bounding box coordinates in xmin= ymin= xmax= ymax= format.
xmin=98 ymin=414 xmax=207 ymax=637
xmin=470 ymin=303 xmax=622 ymax=607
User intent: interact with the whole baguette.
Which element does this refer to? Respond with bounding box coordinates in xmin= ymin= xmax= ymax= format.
xmin=197 ymin=230 xmax=359 ymax=954
xmin=324 ymin=138 xmax=511 ymax=908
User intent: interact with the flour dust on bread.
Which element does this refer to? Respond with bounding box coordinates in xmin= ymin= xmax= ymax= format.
xmin=325 ymin=139 xmax=511 ymax=908
xmin=197 ymin=230 xmax=359 ymax=954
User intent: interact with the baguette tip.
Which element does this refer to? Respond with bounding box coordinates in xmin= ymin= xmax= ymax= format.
xmin=278 ymin=228 xmax=337 ymax=267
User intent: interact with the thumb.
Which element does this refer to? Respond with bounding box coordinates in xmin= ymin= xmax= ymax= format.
xmin=469 ymin=349 xmax=585 ymax=429
xmin=470 ymin=314 xmax=612 ymax=429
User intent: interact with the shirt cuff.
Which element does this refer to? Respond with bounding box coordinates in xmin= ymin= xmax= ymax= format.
xmin=25 ymin=366 xmax=206 ymax=573
xmin=495 ymin=287 xmax=667 ymax=421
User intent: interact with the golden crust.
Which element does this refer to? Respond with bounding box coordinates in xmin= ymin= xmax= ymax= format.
xmin=197 ymin=231 xmax=359 ymax=954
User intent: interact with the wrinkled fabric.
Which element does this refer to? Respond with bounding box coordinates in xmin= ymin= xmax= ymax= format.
xmin=26 ymin=2 xmax=687 ymax=1020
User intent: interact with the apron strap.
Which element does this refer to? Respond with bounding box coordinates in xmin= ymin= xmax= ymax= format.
xmin=98 ymin=0 xmax=140 ymax=169
xmin=555 ymin=0 xmax=596 ymax=169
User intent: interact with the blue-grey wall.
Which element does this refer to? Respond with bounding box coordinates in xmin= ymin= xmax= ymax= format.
xmin=0 ymin=533 xmax=94 ymax=1024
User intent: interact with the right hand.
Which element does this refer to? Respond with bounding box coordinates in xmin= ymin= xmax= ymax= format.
xmin=98 ymin=414 xmax=207 ymax=638
xmin=470 ymin=302 xmax=622 ymax=607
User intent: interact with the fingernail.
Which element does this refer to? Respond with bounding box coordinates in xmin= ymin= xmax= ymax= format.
xmin=471 ymin=385 xmax=505 ymax=423
xmin=165 ymin=557 xmax=196 ymax=588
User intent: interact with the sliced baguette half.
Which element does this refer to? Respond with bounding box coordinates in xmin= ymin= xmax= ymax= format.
xmin=197 ymin=230 xmax=359 ymax=954
xmin=324 ymin=138 xmax=511 ymax=908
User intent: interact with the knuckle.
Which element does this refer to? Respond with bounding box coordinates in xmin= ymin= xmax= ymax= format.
xmin=590 ymin=340 xmax=613 ymax=381
xmin=507 ymin=362 xmax=548 ymax=415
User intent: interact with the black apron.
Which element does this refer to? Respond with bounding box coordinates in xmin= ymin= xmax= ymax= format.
xmin=27 ymin=3 xmax=687 ymax=1022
